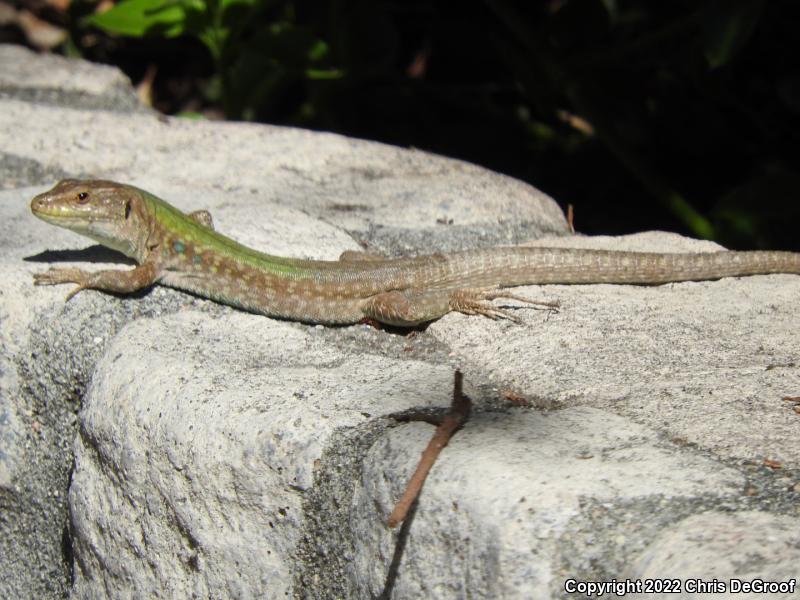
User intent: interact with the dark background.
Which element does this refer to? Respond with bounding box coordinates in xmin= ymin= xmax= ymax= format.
xmin=5 ymin=0 xmax=800 ymax=249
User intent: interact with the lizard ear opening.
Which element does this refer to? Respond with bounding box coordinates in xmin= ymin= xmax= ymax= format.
xmin=124 ymin=200 xmax=132 ymax=220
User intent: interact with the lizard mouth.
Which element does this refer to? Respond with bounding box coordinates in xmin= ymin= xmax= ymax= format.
xmin=31 ymin=209 xmax=107 ymax=226
xmin=30 ymin=196 xmax=111 ymax=223
xmin=31 ymin=196 xmax=70 ymax=220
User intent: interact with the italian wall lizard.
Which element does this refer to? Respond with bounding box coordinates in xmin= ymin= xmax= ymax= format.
xmin=30 ymin=179 xmax=800 ymax=326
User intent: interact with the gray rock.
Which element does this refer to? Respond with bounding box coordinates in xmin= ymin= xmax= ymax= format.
xmin=68 ymin=313 xmax=453 ymax=598
xmin=629 ymin=511 xmax=800 ymax=599
xmin=347 ymin=409 xmax=743 ymax=599
xmin=1 ymin=43 xmax=799 ymax=600
xmin=0 ymin=44 xmax=146 ymax=113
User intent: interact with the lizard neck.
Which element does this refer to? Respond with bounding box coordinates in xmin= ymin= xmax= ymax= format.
xmin=141 ymin=190 xmax=316 ymax=278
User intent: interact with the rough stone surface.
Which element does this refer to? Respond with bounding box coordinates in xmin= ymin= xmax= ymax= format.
xmin=1 ymin=44 xmax=799 ymax=600
xmin=69 ymin=314 xmax=454 ymax=598
xmin=629 ymin=511 xmax=800 ymax=599
xmin=0 ymin=44 xmax=146 ymax=114
xmin=1 ymin=185 xmax=78 ymax=600
xmin=347 ymin=409 xmax=743 ymax=599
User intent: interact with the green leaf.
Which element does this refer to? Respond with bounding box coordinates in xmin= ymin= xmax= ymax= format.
xmin=176 ymin=111 xmax=207 ymax=119
xmin=702 ymin=0 xmax=766 ymax=69
xmin=197 ymin=27 xmax=229 ymax=60
xmin=307 ymin=39 xmax=329 ymax=62
xmin=304 ymin=68 xmax=344 ymax=80
xmin=220 ymin=0 xmax=258 ymax=10
xmin=87 ymin=0 xmax=193 ymax=38
xmin=714 ymin=167 xmax=800 ymax=248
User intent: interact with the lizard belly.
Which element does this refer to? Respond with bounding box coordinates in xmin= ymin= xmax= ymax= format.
xmin=160 ymin=269 xmax=369 ymax=324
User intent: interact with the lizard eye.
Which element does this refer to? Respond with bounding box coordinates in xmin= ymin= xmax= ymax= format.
xmin=76 ymin=192 xmax=90 ymax=203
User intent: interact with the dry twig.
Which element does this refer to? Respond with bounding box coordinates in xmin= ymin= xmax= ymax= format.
xmin=387 ymin=370 xmax=472 ymax=527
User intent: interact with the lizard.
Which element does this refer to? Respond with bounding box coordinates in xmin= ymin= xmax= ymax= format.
xmin=30 ymin=178 xmax=800 ymax=327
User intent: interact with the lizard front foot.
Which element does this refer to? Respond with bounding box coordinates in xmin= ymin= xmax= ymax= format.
xmin=33 ymin=267 xmax=90 ymax=300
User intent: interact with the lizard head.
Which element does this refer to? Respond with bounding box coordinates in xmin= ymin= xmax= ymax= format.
xmin=31 ymin=179 xmax=151 ymax=258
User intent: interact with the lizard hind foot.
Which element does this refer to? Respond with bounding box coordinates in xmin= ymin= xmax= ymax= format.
xmin=449 ymin=288 xmax=559 ymax=323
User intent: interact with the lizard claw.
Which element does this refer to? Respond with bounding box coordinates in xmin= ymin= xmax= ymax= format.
xmin=33 ymin=271 xmax=55 ymax=286
xmin=482 ymin=289 xmax=560 ymax=311
xmin=450 ymin=287 xmax=559 ymax=323
xmin=64 ymin=285 xmax=86 ymax=302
